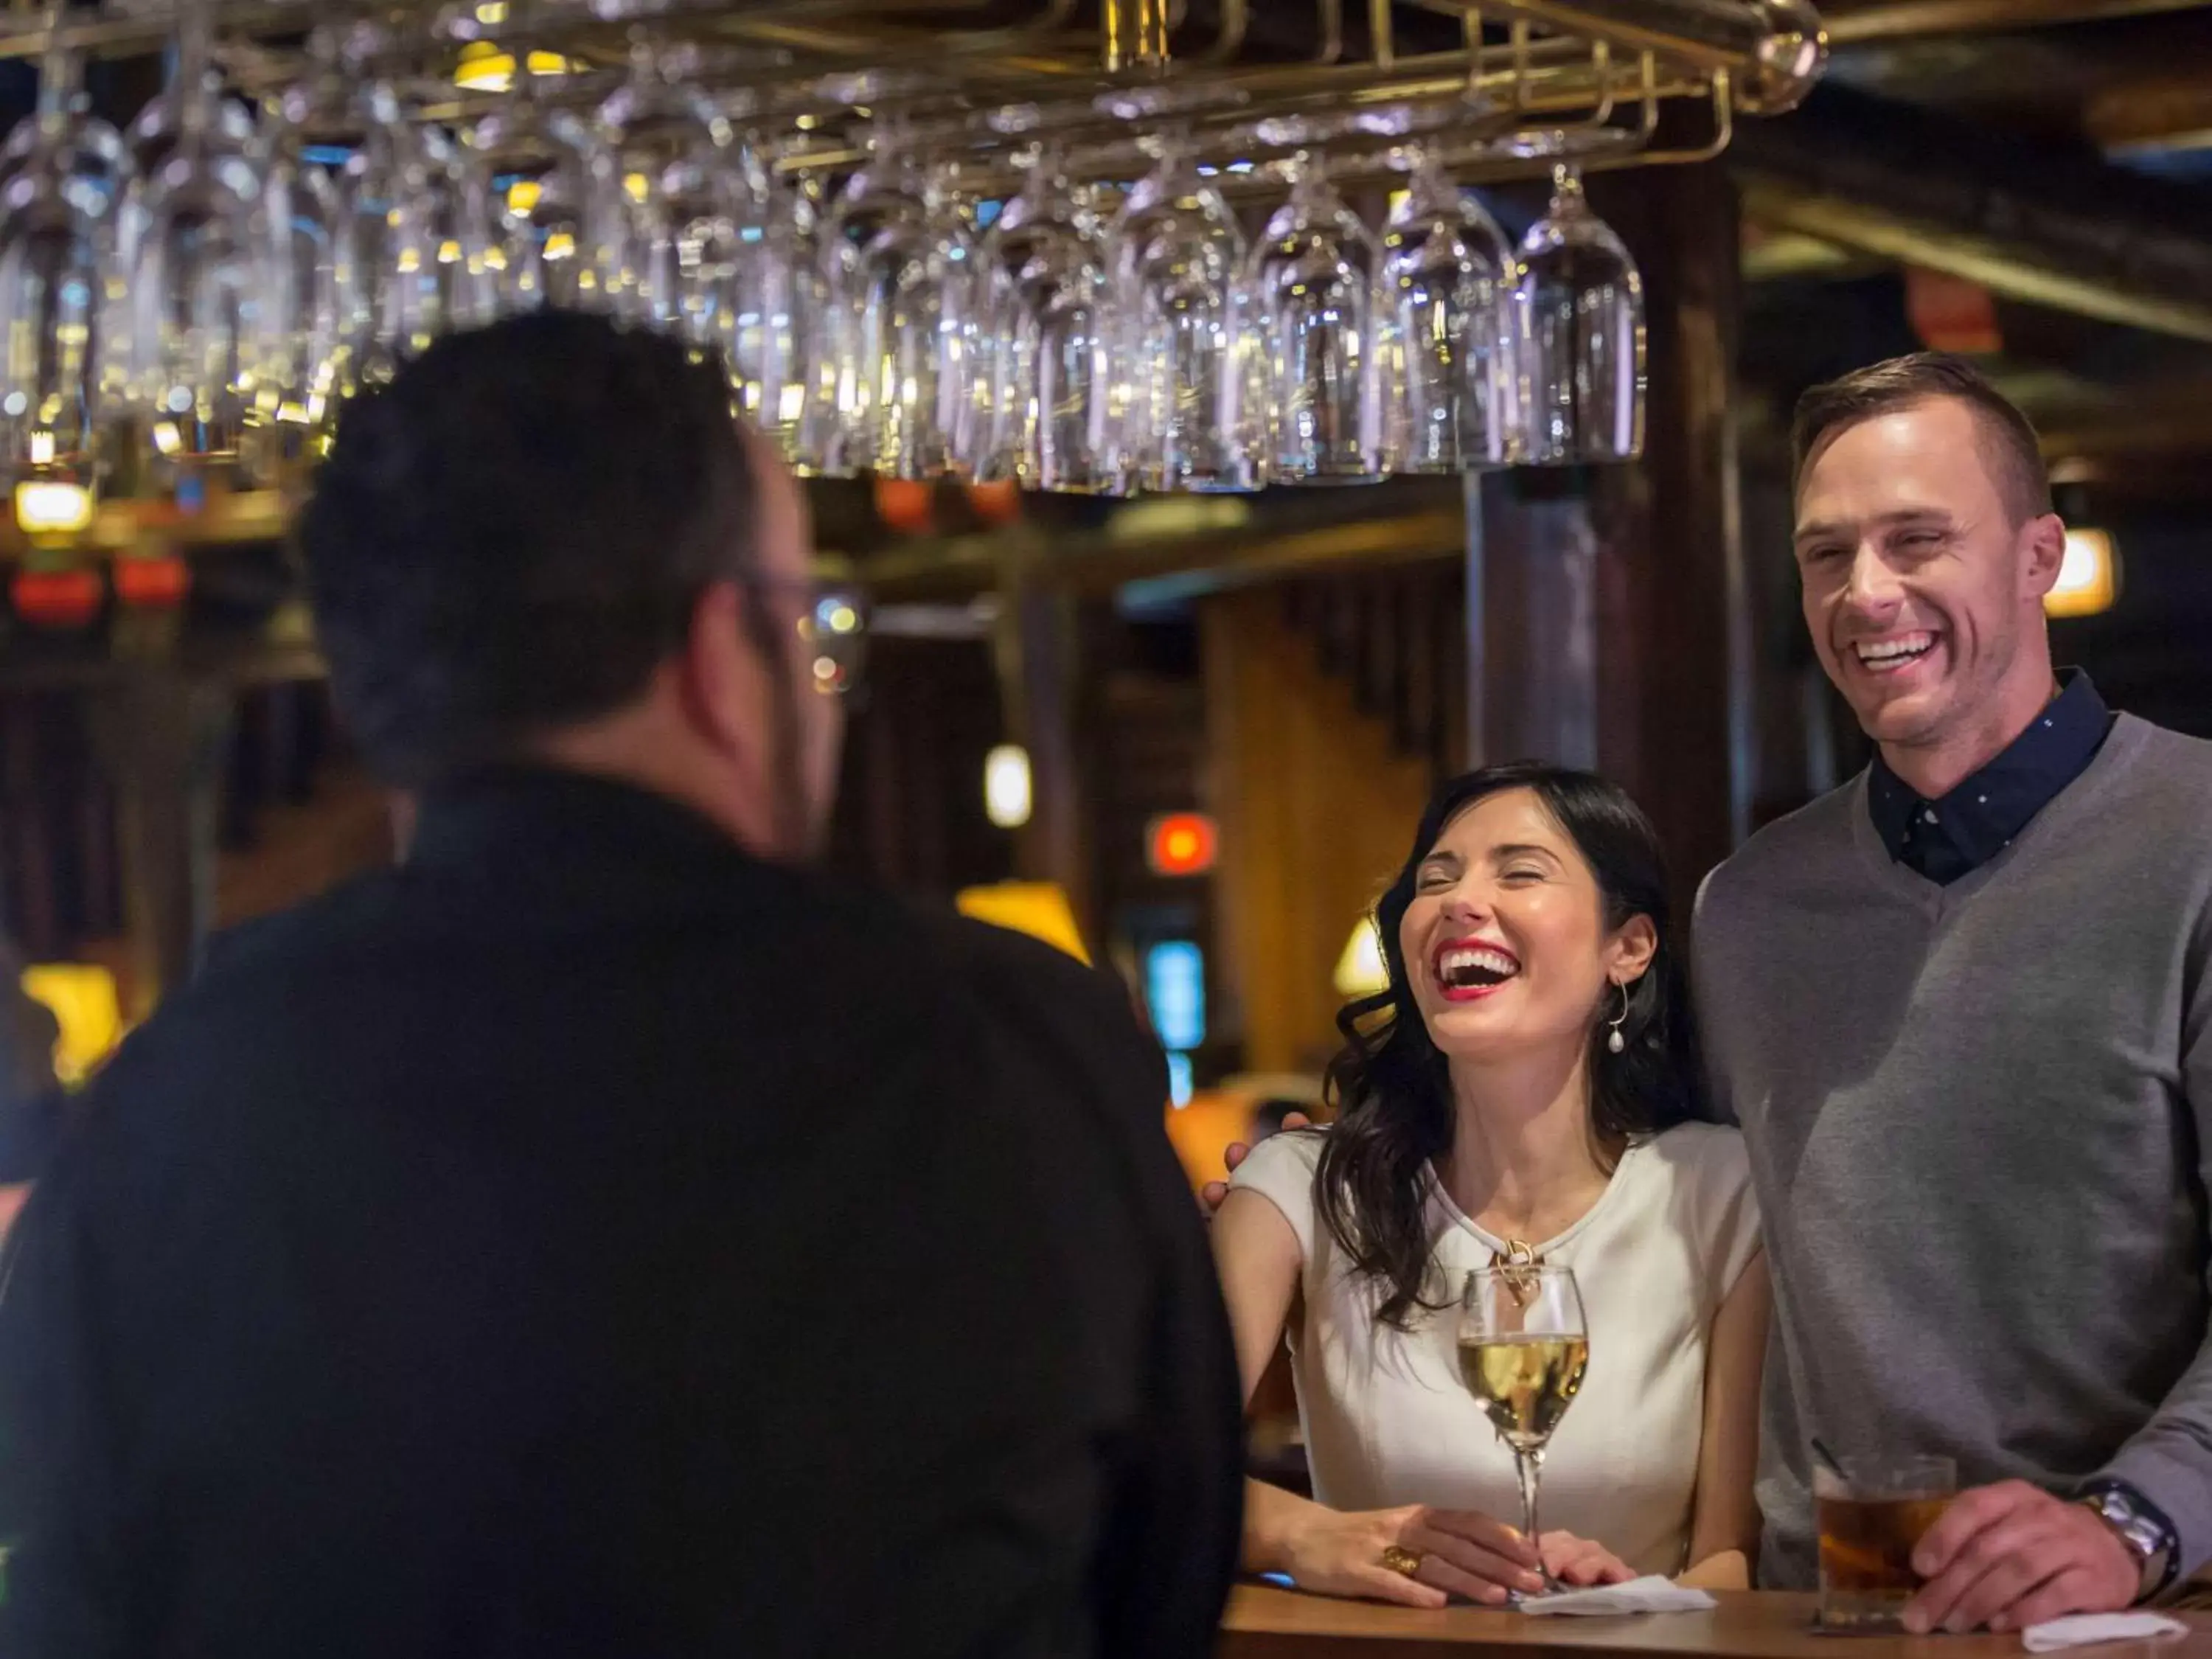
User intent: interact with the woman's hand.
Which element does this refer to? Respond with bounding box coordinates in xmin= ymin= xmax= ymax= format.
xmin=1540 ymin=1531 xmax=1638 ymax=1587
xmin=1278 ymin=1503 xmax=1548 ymax=1608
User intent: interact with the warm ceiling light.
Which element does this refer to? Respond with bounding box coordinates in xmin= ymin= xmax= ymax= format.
xmin=984 ymin=743 xmax=1032 ymax=830
xmin=453 ymin=43 xmax=571 ymax=91
xmin=15 ymin=479 xmax=94 ymax=536
xmin=1334 ymin=919 xmax=1388 ymax=999
xmin=2048 ymin=527 xmax=2119 ymax=619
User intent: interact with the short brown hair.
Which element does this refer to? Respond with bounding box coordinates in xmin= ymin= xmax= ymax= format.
xmin=1791 ymin=352 xmax=2053 ymax=525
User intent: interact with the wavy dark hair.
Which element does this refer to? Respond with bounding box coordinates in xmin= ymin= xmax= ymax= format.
xmin=1312 ymin=761 xmax=1703 ymax=1329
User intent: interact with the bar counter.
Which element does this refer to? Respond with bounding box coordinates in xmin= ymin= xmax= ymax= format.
xmin=1222 ymin=1587 xmax=2212 ymax=1658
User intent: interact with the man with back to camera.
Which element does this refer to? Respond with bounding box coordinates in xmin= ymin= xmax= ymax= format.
xmin=1212 ymin=353 xmax=2212 ymax=1624
xmin=0 ymin=313 xmax=1243 ymax=1658
xmin=1695 ymin=353 xmax=2212 ymax=1628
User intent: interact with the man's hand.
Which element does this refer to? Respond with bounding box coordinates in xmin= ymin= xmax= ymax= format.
xmin=1903 ymin=1481 xmax=2140 ymax=1635
xmin=1200 ymin=1110 xmax=1314 ymax=1216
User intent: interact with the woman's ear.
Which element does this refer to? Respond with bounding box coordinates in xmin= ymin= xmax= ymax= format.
xmin=1607 ymin=914 xmax=1658 ymax=984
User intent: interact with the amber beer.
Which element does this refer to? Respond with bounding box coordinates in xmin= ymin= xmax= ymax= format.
xmin=1815 ymin=1456 xmax=1956 ymax=1630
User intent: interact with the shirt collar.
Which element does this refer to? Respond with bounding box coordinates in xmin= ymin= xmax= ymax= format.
xmin=1866 ymin=670 xmax=2112 ymax=883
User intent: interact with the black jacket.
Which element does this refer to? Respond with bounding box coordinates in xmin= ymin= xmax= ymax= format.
xmin=0 ymin=769 xmax=1242 ymax=1658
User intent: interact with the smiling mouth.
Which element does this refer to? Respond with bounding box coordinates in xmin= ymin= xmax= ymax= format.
xmin=1434 ymin=942 xmax=1520 ymax=1001
xmin=1851 ymin=631 xmax=1938 ymax=675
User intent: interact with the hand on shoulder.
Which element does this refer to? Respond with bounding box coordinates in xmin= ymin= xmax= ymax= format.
xmin=1200 ymin=1110 xmax=1316 ymax=1216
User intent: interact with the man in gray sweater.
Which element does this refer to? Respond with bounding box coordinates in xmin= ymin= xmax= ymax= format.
xmin=1694 ymin=354 xmax=2212 ymax=1630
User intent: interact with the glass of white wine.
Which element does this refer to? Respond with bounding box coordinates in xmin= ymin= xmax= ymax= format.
xmin=1458 ymin=1262 xmax=1589 ymax=1594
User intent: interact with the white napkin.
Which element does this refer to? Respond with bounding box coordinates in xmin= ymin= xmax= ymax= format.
xmin=1518 ymin=1576 xmax=1718 ymax=1616
xmin=2021 ymin=1613 xmax=2189 ymax=1652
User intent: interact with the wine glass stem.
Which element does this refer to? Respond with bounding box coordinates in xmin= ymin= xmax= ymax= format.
xmin=1515 ymin=1446 xmax=1552 ymax=1591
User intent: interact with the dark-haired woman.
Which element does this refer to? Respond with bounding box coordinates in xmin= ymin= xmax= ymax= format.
xmin=1213 ymin=764 xmax=1769 ymax=1607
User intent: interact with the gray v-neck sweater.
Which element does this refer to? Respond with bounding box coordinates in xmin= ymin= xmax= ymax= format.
xmin=1693 ymin=714 xmax=2212 ymax=1588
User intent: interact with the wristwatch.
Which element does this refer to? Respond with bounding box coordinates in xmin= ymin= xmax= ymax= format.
xmin=2076 ymin=1481 xmax=2179 ymax=1603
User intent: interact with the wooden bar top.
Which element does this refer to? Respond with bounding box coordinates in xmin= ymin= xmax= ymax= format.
xmin=1220 ymin=1587 xmax=2212 ymax=1659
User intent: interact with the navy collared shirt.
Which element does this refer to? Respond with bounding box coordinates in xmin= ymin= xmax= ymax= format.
xmin=1866 ymin=670 xmax=2114 ymax=886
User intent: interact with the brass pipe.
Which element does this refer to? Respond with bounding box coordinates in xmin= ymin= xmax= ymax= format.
xmin=1430 ymin=0 xmax=1825 ymax=114
xmin=1102 ymin=0 xmax=1172 ymax=72
xmin=1315 ymin=0 xmax=1345 ymax=65
xmin=1371 ymin=0 xmax=1397 ymax=68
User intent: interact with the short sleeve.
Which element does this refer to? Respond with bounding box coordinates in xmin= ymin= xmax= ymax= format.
xmin=1663 ymin=1121 xmax=1761 ymax=1304
xmin=1225 ymin=1128 xmax=1326 ymax=1266
xmin=1703 ymin=1126 xmax=1763 ymax=1299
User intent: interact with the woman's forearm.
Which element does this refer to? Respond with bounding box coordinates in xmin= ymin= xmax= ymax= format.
xmin=1243 ymin=1477 xmax=1332 ymax=1573
xmin=1678 ymin=1549 xmax=1750 ymax=1590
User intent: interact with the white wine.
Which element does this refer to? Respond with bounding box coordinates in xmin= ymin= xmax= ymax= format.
xmin=1458 ymin=1335 xmax=1588 ymax=1450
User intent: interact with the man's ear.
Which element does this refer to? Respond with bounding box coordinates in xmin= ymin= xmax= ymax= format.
xmin=676 ymin=580 xmax=764 ymax=767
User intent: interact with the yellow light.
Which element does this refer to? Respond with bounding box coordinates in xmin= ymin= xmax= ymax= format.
xmin=984 ymin=743 xmax=1032 ymax=829
xmin=1333 ymin=917 xmax=1389 ymax=999
xmin=20 ymin=963 xmax=123 ymax=1085
xmin=827 ymin=603 xmax=859 ymax=636
xmin=277 ymin=400 xmax=310 ymax=425
xmin=453 ymin=44 xmax=571 ymax=91
xmin=27 ymin=429 xmax=54 ymax=466
xmin=453 ymin=42 xmax=512 ymax=91
xmin=776 ymin=383 xmax=807 ymax=425
xmin=956 ymin=882 xmax=1090 ymax=964
xmin=15 ymin=478 xmax=93 ymax=535
xmin=151 ymin=420 xmax=184 ymax=456
xmin=507 ymin=178 xmax=542 ymax=215
xmin=796 ymin=114 xmax=818 ymax=131
xmin=437 ymin=238 xmax=462 ymax=265
xmin=624 ymin=172 xmax=651 ymax=204
xmin=543 ymin=230 xmax=576 ymax=261
xmin=396 ymin=247 xmax=422 ymax=275
xmin=475 ymin=0 xmax=508 ymax=21
xmin=2047 ymin=528 xmax=2118 ymax=619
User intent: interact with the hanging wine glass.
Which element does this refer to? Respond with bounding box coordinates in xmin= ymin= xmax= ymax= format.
xmin=818 ymin=128 xmax=973 ymax=480
xmin=599 ymin=36 xmax=745 ymax=349
xmin=467 ymin=46 xmax=616 ymax=316
xmin=1242 ymin=153 xmax=1390 ymax=484
xmin=1517 ymin=165 xmax=1644 ymax=465
xmin=116 ymin=0 xmax=288 ymax=484
xmin=1107 ymin=139 xmax=1253 ymax=494
xmin=973 ymin=148 xmax=1114 ymax=494
xmin=375 ymin=122 xmax=496 ymax=365
xmin=0 ymin=27 xmax=130 ymax=493
xmin=759 ymin=154 xmax=835 ymax=474
xmin=1384 ymin=147 xmax=1519 ymax=473
xmin=258 ymin=24 xmax=380 ymax=455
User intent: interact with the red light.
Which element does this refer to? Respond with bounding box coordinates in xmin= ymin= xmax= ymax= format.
xmin=1147 ymin=813 xmax=1217 ymax=877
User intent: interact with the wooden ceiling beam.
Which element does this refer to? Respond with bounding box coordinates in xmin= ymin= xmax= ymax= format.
xmin=1731 ymin=87 xmax=2212 ymax=341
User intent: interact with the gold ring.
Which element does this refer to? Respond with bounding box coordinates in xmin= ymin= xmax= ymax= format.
xmin=1380 ymin=1545 xmax=1425 ymax=1578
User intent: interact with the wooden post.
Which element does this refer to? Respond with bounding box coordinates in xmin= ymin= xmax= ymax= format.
xmin=1461 ymin=162 xmax=1750 ymax=914
xmin=992 ymin=534 xmax=1093 ymax=935
xmin=89 ymin=664 xmax=232 ymax=1020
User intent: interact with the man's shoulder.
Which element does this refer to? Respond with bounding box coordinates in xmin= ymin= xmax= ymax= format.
xmin=1698 ymin=777 xmax=1863 ymax=918
xmin=916 ymin=909 xmax=1161 ymax=1079
xmin=2113 ymin=714 xmax=2212 ymax=802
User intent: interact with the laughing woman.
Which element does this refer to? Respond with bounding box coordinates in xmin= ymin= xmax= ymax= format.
xmin=1213 ymin=763 xmax=1768 ymax=1607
